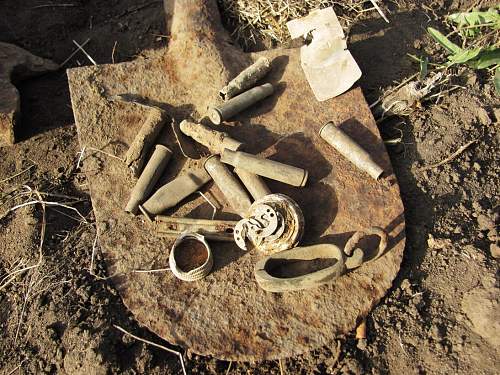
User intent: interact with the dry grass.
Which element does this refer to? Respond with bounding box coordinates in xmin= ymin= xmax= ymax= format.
xmin=218 ymin=0 xmax=387 ymax=47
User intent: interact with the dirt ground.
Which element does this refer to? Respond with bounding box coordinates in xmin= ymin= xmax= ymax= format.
xmin=0 ymin=0 xmax=498 ymax=374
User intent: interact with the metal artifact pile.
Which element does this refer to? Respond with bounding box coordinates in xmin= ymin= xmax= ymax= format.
xmin=120 ymin=57 xmax=388 ymax=292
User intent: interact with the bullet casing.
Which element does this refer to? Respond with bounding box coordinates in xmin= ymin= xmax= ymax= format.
xmin=319 ymin=122 xmax=384 ymax=180
xmin=220 ymin=57 xmax=272 ymax=100
xmin=221 ymin=149 xmax=308 ymax=187
xmin=179 ymin=119 xmax=243 ymax=154
xmin=125 ymin=108 xmax=168 ymax=177
xmin=204 ymin=156 xmax=252 ymax=217
xmin=209 ymin=83 xmax=274 ymax=125
xmin=234 ymin=168 xmax=271 ymax=200
xmin=142 ymin=167 xmax=212 ymax=215
xmin=125 ymin=144 xmax=172 ymax=214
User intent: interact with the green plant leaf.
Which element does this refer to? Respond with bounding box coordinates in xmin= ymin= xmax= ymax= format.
xmin=427 ymin=27 xmax=462 ymax=54
xmin=470 ymin=48 xmax=500 ymax=69
xmin=494 ymin=67 xmax=500 ymax=94
xmin=448 ymin=47 xmax=482 ymax=65
xmin=448 ymin=8 xmax=499 ymax=37
xmin=420 ymin=56 xmax=429 ymax=80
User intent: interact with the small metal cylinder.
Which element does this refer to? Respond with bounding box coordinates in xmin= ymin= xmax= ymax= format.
xmin=179 ymin=120 xmax=243 ymax=154
xmin=221 ymin=149 xmax=308 ymax=187
xmin=234 ymin=168 xmax=271 ymax=200
xmin=125 ymin=144 xmax=172 ymax=215
xmin=209 ymin=83 xmax=274 ymax=125
xmin=220 ymin=57 xmax=272 ymax=100
xmin=125 ymin=108 xmax=168 ymax=177
xmin=204 ymin=155 xmax=252 ymax=217
xmin=142 ymin=167 xmax=212 ymax=215
xmin=319 ymin=122 xmax=384 ymax=180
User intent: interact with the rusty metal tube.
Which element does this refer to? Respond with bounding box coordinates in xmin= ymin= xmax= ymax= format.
xmin=125 ymin=144 xmax=172 ymax=215
xmin=209 ymin=83 xmax=274 ymax=125
xmin=179 ymin=119 xmax=243 ymax=154
xmin=125 ymin=108 xmax=169 ymax=177
xmin=142 ymin=167 xmax=212 ymax=215
xmin=204 ymin=155 xmax=252 ymax=217
xmin=220 ymin=57 xmax=272 ymax=100
xmin=221 ymin=149 xmax=308 ymax=187
xmin=234 ymin=168 xmax=271 ymax=200
xmin=319 ymin=122 xmax=384 ymax=180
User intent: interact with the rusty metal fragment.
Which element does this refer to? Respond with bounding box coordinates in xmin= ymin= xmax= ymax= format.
xmin=204 ymin=155 xmax=252 ymax=217
xmin=125 ymin=144 xmax=172 ymax=215
xmin=142 ymin=167 xmax=212 ymax=215
xmin=234 ymin=168 xmax=271 ymax=200
xmin=320 ymin=122 xmax=384 ymax=180
xmin=219 ymin=56 xmax=272 ymax=100
xmin=209 ymin=83 xmax=274 ymax=125
xmin=234 ymin=194 xmax=304 ymax=254
xmin=254 ymin=243 xmax=346 ymax=292
xmin=169 ymin=232 xmax=213 ymax=282
xmin=155 ymin=216 xmax=237 ymax=242
xmin=221 ymin=149 xmax=308 ymax=187
xmin=179 ymin=119 xmax=243 ymax=154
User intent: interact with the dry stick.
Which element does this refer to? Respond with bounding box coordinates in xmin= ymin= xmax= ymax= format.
xmin=331 ymin=340 xmax=342 ymax=369
xmin=225 ymin=361 xmax=233 ymax=375
xmin=32 ymin=3 xmax=76 ymax=9
xmin=369 ymin=0 xmax=389 ymax=23
xmin=113 ymin=325 xmax=187 ymax=375
xmin=419 ymin=140 xmax=477 ymax=171
xmin=0 ymin=165 xmax=35 ymax=184
xmin=170 ymin=121 xmax=189 ymax=158
xmin=278 ymin=359 xmax=284 ymax=375
xmin=111 ymin=41 xmax=118 ymax=63
xmin=72 ymin=39 xmax=97 ymax=65
xmin=10 ymin=200 xmax=88 ymax=223
xmin=59 ymin=38 xmax=90 ymax=68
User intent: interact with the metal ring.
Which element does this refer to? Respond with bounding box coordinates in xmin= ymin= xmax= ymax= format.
xmin=169 ymin=232 xmax=213 ymax=282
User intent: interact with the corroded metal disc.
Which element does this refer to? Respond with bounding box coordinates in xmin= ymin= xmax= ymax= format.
xmin=67 ymin=0 xmax=405 ymax=361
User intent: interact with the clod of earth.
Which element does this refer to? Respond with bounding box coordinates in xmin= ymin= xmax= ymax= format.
xmin=0 ymin=42 xmax=58 ymax=144
xmin=66 ymin=0 xmax=405 ymax=361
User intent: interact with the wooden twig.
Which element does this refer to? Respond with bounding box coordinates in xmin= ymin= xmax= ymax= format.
xmin=59 ymin=38 xmax=91 ymax=68
xmin=0 ymin=165 xmax=35 ymax=184
xmin=369 ymin=0 xmax=389 ymax=23
xmin=72 ymin=39 xmax=97 ymax=66
xmin=111 ymin=41 xmax=118 ymax=63
xmin=419 ymin=140 xmax=477 ymax=171
xmin=113 ymin=325 xmax=187 ymax=375
xmin=32 ymin=3 xmax=76 ymax=9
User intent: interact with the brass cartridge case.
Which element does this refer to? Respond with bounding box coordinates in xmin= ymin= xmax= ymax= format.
xmin=221 ymin=149 xmax=308 ymax=187
xmin=319 ymin=122 xmax=384 ymax=180
xmin=179 ymin=120 xmax=243 ymax=154
xmin=209 ymin=83 xmax=274 ymax=125
xmin=142 ymin=167 xmax=212 ymax=215
xmin=234 ymin=168 xmax=271 ymax=200
xmin=220 ymin=57 xmax=272 ymax=100
xmin=204 ymin=155 xmax=252 ymax=217
xmin=125 ymin=144 xmax=172 ymax=215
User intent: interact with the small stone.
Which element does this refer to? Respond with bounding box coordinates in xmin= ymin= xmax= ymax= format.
xmin=356 ymin=338 xmax=367 ymax=351
xmin=472 ymin=162 xmax=481 ymax=171
xmin=490 ymin=243 xmax=500 ymax=259
xmin=477 ymin=214 xmax=495 ymax=231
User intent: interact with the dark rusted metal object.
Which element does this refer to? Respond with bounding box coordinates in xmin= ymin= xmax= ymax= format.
xmin=68 ymin=0 xmax=405 ymax=362
xmin=155 ymin=216 xmax=237 ymax=242
xmin=220 ymin=56 xmax=272 ymax=100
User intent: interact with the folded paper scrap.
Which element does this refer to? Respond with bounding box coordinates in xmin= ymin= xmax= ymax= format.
xmin=286 ymin=7 xmax=362 ymax=101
